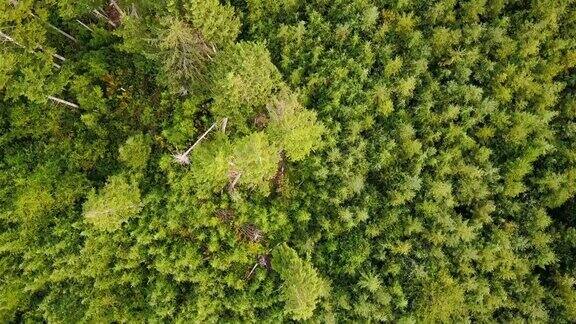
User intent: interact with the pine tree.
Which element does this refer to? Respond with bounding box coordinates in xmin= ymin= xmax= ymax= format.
xmin=266 ymin=89 xmax=324 ymax=161
xmin=118 ymin=133 xmax=151 ymax=170
xmin=209 ymin=42 xmax=281 ymax=133
xmin=159 ymin=19 xmax=215 ymax=94
xmin=83 ymin=175 xmax=142 ymax=231
xmin=272 ymin=243 xmax=329 ymax=320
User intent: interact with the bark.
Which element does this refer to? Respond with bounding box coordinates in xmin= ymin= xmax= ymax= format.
xmin=228 ymin=171 xmax=242 ymax=193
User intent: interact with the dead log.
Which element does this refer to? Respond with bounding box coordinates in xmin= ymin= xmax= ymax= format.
xmin=47 ymin=96 xmax=79 ymax=108
xmin=173 ymin=122 xmax=217 ymax=165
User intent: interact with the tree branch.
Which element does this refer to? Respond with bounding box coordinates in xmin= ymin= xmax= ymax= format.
xmin=47 ymin=96 xmax=79 ymax=108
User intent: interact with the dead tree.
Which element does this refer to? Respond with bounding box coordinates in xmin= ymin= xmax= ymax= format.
xmin=47 ymin=96 xmax=79 ymax=108
xmin=127 ymin=3 xmax=140 ymax=18
xmin=105 ymin=1 xmax=124 ymax=26
xmin=110 ymin=0 xmax=125 ymax=19
xmin=0 ymin=31 xmax=21 ymax=46
xmin=258 ymin=254 xmax=271 ymax=270
xmin=93 ymin=9 xmax=117 ymax=28
xmin=1 ymin=30 xmax=66 ymax=68
xmin=253 ymin=112 xmax=269 ymax=130
xmin=272 ymin=151 xmax=287 ymax=192
xmin=30 ymin=13 xmax=78 ymax=43
xmin=244 ymin=254 xmax=271 ymax=280
xmin=173 ymin=122 xmax=217 ymax=165
xmin=239 ymin=224 xmax=263 ymax=243
xmin=228 ymin=170 xmax=241 ymax=193
xmin=244 ymin=262 xmax=259 ymax=280
xmin=215 ymin=209 xmax=235 ymax=223
xmin=76 ymin=19 xmax=94 ymax=32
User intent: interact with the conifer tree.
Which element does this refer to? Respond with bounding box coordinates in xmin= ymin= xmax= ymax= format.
xmin=159 ymin=19 xmax=215 ymax=94
xmin=83 ymin=175 xmax=142 ymax=231
xmin=272 ymin=243 xmax=329 ymax=320
xmin=1 ymin=0 xmax=576 ymax=322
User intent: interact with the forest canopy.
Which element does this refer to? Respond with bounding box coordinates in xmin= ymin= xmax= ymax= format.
xmin=1 ymin=0 xmax=576 ymax=322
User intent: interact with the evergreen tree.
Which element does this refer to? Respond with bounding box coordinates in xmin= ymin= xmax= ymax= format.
xmin=272 ymin=243 xmax=329 ymax=320
xmin=1 ymin=0 xmax=576 ymax=321
xmin=83 ymin=175 xmax=142 ymax=231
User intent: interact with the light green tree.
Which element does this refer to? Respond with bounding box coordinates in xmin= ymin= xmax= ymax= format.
xmin=231 ymin=132 xmax=280 ymax=194
xmin=266 ymin=89 xmax=324 ymax=161
xmin=119 ymin=133 xmax=151 ymax=170
xmin=210 ymin=42 xmax=282 ymax=132
xmin=272 ymin=243 xmax=329 ymax=320
xmin=159 ymin=19 xmax=215 ymax=93
xmin=83 ymin=175 xmax=142 ymax=231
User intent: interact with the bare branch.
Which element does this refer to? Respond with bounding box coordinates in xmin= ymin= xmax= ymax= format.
xmin=47 ymin=23 xmax=78 ymax=43
xmin=93 ymin=9 xmax=117 ymax=27
xmin=128 ymin=4 xmax=140 ymax=18
xmin=228 ymin=172 xmax=241 ymax=192
xmin=241 ymin=224 xmax=263 ymax=242
xmin=245 ymin=263 xmax=258 ymax=280
xmin=221 ymin=117 xmax=228 ymax=133
xmin=184 ymin=122 xmax=217 ymax=155
xmin=76 ymin=19 xmax=94 ymax=32
xmin=0 ymin=31 xmax=23 ymax=48
xmin=110 ymin=0 xmax=125 ymax=19
xmin=30 ymin=13 xmax=78 ymax=43
xmin=52 ymin=53 xmax=66 ymax=62
xmin=1 ymin=31 xmax=62 ymax=68
xmin=173 ymin=122 xmax=218 ymax=165
xmin=258 ymin=254 xmax=271 ymax=269
xmin=47 ymin=96 xmax=79 ymax=108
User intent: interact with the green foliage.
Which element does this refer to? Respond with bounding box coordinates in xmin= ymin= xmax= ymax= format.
xmin=266 ymin=89 xmax=324 ymax=161
xmin=210 ymin=42 xmax=282 ymax=132
xmin=188 ymin=133 xmax=233 ymax=195
xmin=555 ymin=275 xmax=576 ymax=321
xmin=231 ymin=132 xmax=280 ymax=193
xmin=272 ymin=243 xmax=329 ymax=320
xmin=159 ymin=19 xmax=215 ymax=93
xmin=182 ymin=0 xmax=240 ymax=48
xmin=1 ymin=0 xmax=576 ymax=322
xmin=83 ymin=175 xmax=142 ymax=231
xmin=119 ymin=133 xmax=151 ymax=170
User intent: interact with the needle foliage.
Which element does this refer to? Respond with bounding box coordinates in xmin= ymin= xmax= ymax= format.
xmin=1 ymin=0 xmax=576 ymax=322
